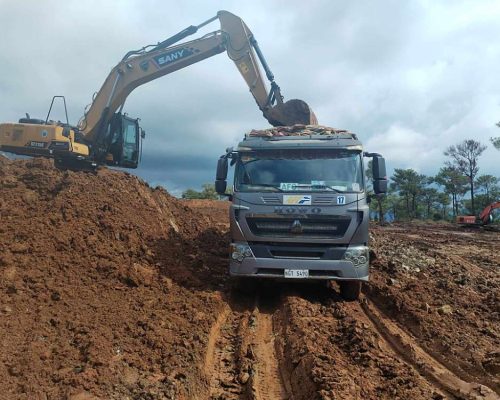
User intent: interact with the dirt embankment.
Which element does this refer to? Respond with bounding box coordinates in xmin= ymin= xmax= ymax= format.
xmin=1 ymin=156 xmax=499 ymax=400
xmin=0 ymin=157 xmax=229 ymax=399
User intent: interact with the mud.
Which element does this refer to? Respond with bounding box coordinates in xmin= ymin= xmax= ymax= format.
xmin=1 ymin=157 xmax=499 ymax=399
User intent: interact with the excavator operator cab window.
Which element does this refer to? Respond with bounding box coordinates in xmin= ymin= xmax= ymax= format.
xmin=118 ymin=116 xmax=140 ymax=168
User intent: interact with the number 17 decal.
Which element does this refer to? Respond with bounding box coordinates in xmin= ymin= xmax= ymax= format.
xmin=337 ymin=196 xmax=346 ymax=205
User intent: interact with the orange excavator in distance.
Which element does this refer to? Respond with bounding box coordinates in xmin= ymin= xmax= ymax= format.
xmin=0 ymin=11 xmax=316 ymax=171
xmin=456 ymin=201 xmax=500 ymax=230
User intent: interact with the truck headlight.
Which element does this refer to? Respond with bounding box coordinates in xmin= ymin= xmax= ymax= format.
xmin=342 ymin=246 xmax=369 ymax=267
xmin=230 ymin=243 xmax=253 ymax=263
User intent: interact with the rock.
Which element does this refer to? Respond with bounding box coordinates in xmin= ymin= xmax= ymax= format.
xmin=162 ymin=277 xmax=173 ymax=290
xmin=386 ymin=278 xmax=398 ymax=286
xmin=2 ymin=305 xmax=13 ymax=313
xmin=68 ymin=391 xmax=100 ymax=400
xmin=2 ymin=176 xmax=18 ymax=188
xmin=51 ymin=291 xmax=61 ymax=301
xmin=126 ymin=263 xmax=155 ymax=286
xmin=438 ymin=305 xmax=453 ymax=315
xmin=10 ymin=242 xmax=29 ymax=254
xmin=121 ymin=367 xmax=139 ymax=385
xmin=169 ymin=218 xmax=180 ymax=233
xmin=239 ymin=371 xmax=250 ymax=384
xmin=2 ymin=266 xmax=17 ymax=280
xmin=21 ymin=190 xmax=38 ymax=204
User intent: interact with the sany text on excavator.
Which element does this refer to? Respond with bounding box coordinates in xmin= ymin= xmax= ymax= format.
xmin=0 ymin=11 xmax=316 ymax=170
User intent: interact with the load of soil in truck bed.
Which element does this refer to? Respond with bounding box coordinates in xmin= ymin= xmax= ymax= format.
xmin=1 ymin=155 xmax=498 ymax=400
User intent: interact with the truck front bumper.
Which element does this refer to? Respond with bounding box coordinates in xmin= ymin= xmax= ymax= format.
xmin=230 ymin=257 xmax=369 ymax=281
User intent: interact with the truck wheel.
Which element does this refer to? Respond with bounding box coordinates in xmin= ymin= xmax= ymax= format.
xmin=231 ymin=277 xmax=257 ymax=295
xmin=339 ymin=281 xmax=361 ymax=301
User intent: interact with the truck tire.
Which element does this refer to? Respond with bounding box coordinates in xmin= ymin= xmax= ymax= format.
xmin=231 ymin=277 xmax=257 ymax=295
xmin=339 ymin=281 xmax=361 ymax=301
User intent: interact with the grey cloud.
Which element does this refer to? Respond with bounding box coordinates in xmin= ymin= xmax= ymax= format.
xmin=1 ymin=0 xmax=499 ymax=194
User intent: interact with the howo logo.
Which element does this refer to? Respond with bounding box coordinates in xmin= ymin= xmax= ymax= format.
xmin=290 ymin=220 xmax=303 ymax=233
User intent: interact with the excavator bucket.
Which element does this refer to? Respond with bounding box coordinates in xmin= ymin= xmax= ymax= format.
xmin=264 ymin=99 xmax=318 ymax=127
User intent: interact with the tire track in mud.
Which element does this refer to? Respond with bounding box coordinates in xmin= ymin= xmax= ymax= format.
xmin=205 ymin=282 xmax=500 ymax=400
xmin=203 ymin=289 xmax=291 ymax=400
xmin=205 ymin=304 xmax=246 ymax=399
xmin=279 ymin=284 xmax=458 ymax=398
xmin=360 ymin=298 xmax=500 ymax=400
xmin=250 ymin=292 xmax=289 ymax=400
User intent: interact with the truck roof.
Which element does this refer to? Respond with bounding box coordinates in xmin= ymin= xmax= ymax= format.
xmin=238 ymin=124 xmax=362 ymax=151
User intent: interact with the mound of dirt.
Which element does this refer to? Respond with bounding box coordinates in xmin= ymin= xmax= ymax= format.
xmin=368 ymin=223 xmax=500 ymax=393
xmin=0 ymin=157 xmax=229 ymax=399
xmin=183 ymin=199 xmax=230 ymax=230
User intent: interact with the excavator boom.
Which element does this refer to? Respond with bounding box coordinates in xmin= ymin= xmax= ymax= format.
xmin=0 ymin=11 xmax=316 ymax=169
xmin=80 ymin=11 xmax=315 ymax=141
xmin=479 ymin=201 xmax=500 ymax=225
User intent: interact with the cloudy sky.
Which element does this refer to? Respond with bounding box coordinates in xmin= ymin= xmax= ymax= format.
xmin=1 ymin=0 xmax=499 ymax=195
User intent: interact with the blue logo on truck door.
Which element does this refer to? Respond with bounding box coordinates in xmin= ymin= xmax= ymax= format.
xmin=153 ymin=47 xmax=195 ymax=67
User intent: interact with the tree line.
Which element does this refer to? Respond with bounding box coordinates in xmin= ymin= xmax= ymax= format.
xmin=368 ymin=138 xmax=499 ymax=222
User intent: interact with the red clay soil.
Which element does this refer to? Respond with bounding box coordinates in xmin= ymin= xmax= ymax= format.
xmin=0 ymin=157 xmax=229 ymax=399
xmin=367 ymin=223 xmax=500 ymax=392
xmin=182 ymin=199 xmax=230 ymax=231
xmin=1 ymin=157 xmax=499 ymax=400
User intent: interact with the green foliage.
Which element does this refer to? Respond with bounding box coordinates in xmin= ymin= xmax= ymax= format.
xmin=181 ymin=183 xmax=219 ymax=200
xmin=434 ymin=167 xmax=468 ymax=217
xmin=491 ymin=136 xmax=500 ymax=150
xmin=433 ymin=212 xmax=443 ymax=221
xmin=444 ymin=139 xmax=486 ymax=215
xmin=493 ymin=122 xmax=500 ymax=150
xmin=475 ymin=175 xmax=499 ymax=203
xmin=390 ymin=168 xmax=427 ymax=219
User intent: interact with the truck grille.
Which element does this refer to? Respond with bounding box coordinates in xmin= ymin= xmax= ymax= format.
xmin=261 ymin=195 xmax=281 ymax=204
xmin=246 ymin=216 xmax=350 ymax=238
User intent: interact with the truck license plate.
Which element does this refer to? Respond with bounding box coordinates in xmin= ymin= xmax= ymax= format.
xmin=284 ymin=269 xmax=309 ymax=278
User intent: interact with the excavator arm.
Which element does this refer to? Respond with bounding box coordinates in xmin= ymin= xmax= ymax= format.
xmin=0 ymin=11 xmax=315 ymax=170
xmin=479 ymin=201 xmax=500 ymax=225
xmin=79 ymin=11 xmax=316 ymax=158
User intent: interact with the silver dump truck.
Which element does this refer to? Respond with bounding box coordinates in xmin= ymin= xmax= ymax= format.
xmin=215 ymin=125 xmax=387 ymax=300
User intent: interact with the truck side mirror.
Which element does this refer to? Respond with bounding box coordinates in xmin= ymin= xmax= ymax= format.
xmin=373 ymin=179 xmax=388 ymax=194
xmin=372 ymin=156 xmax=388 ymax=194
xmin=215 ymin=180 xmax=227 ymax=195
xmin=372 ymin=156 xmax=386 ymax=180
xmin=215 ymin=156 xmax=228 ymax=195
xmin=216 ymin=157 xmax=228 ymax=181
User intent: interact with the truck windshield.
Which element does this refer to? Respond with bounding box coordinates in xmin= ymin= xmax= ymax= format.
xmin=235 ymin=150 xmax=364 ymax=192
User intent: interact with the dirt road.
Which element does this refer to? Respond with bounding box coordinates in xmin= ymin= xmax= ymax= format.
xmin=0 ymin=157 xmax=498 ymax=399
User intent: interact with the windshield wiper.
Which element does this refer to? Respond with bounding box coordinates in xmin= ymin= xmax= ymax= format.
xmin=323 ymin=186 xmax=346 ymax=193
xmin=291 ymin=184 xmax=345 ymax=193
xmin=247 ymin=183 xmax=284 ymax=192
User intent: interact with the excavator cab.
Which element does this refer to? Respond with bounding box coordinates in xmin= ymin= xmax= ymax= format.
xmin=106 ymin=113 xmax=141 ymax=169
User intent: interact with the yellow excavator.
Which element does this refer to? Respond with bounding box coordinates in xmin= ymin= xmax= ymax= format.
xmin=0 ymin=11 xmax=316 ymax=170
